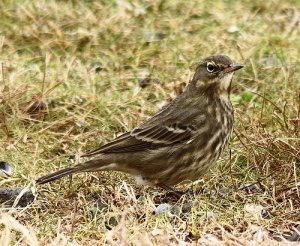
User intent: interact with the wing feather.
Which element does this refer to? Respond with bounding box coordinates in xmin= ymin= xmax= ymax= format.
xmin=81 ymin=91 xmax=206 ymax=157
xmin=82 ymin=123 xmax=195 ymax=156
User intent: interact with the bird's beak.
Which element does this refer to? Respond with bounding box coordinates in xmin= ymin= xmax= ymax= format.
xmin=224 ymin=64 xmax=244 ymax=74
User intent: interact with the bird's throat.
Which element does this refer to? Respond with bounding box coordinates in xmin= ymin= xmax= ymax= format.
xmin=219 ymin=72 xmax=233 ymax=92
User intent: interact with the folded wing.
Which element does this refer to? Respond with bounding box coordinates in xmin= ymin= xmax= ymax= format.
xmin=82 ymin=123 xmax=196 ymax=156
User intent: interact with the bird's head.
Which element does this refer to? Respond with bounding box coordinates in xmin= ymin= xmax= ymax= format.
xmin=192 ymin=55 xmax=243 ymax=93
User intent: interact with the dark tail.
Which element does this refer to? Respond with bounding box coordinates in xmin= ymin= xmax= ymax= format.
xmin=35 ymin=167 xmax=77 ymax=185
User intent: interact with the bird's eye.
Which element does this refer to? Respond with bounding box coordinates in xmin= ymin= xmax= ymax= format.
xmin=207 ymin=62 xmax=216 ymax=73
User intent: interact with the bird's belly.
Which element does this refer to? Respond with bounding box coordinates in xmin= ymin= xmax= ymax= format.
xmin=150 ymin=128 xmax=231 ymax=185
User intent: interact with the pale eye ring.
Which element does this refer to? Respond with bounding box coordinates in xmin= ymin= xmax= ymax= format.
xmin=207 ymin=62 xmax=215 ymax=73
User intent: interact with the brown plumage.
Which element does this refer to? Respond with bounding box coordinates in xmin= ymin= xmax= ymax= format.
xmin=36 ymin=55 xmax=243 ymax=189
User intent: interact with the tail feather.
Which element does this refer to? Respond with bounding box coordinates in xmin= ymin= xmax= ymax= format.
xmin=36 ymin=158 xmax=111 ymax=185
xmin=36 ymin=167 xmax=77 ymax=185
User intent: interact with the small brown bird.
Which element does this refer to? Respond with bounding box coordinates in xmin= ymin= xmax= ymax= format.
xmin=36 ymin=55 xmax=243 ymax=192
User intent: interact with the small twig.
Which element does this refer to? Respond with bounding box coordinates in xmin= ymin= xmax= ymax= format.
xmin=236 ymin=44 xmax=245 ymax=61
xmin=229 ymin=148 xmax=238 ymax=192
xmin=40 ymin=56 xmax=47 ymax=99
xmin=1 ymin=62 xmax=5 ymax=86
xmin=70 ymin=199 xmax=78 ymax=235
xmin=252 ymin=91 xmax=283 ymax=113
xmin=250 ymin=58 xmax=258 ymax=82
xmin=233 ymin=128 xmax=249 ymax=150
xmin=282 ymin=100 xmax=289 ymax=130
xmin=260 ymin=86 xmax=266 ymax=123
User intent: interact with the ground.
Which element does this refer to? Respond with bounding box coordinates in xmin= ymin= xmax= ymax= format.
xmin=0 ymin=0 xmax=299 ymax=245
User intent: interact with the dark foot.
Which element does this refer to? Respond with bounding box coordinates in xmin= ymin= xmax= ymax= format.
xmin=157 ymin=183 xmax=186 ymax=201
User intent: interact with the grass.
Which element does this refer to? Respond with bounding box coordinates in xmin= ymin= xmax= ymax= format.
xmin=0 ymin=0 xmax=299 ymax=245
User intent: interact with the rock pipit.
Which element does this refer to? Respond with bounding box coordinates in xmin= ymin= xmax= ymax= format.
xmin=36 ymin=55 xmax=243 ymax=193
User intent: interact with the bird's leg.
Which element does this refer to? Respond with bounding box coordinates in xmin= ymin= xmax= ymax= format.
xmin=157 ymin=183 xmax=185 ymax=199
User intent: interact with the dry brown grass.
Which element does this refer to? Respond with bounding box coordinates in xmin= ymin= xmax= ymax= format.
xmin=0 ymin=0 xmax=299 ymax=245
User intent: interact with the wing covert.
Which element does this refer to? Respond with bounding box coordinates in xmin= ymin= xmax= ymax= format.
xmin=82 ymin=123 xmax=196 ymax=156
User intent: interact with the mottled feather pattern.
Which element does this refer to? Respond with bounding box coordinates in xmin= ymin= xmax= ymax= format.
xmin=36 ymin=55 xmax=243 ymax=188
